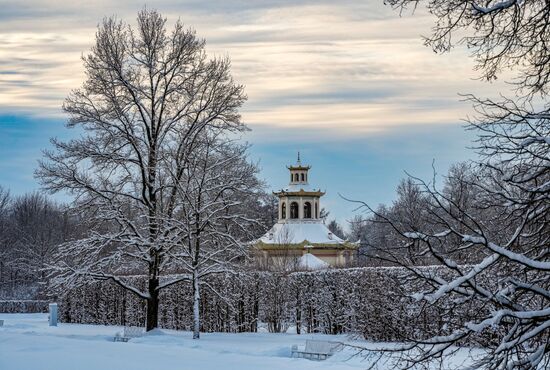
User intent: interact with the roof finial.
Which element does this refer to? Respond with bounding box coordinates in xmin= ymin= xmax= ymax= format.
xmin=297 ymin=151 xmax=301 ymax=165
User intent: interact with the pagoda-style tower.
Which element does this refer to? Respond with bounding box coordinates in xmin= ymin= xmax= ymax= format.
xmin=255 ymin=154 xmax=357 ymax=269
xmin=274 ymin=153 xmax=324 ymax=222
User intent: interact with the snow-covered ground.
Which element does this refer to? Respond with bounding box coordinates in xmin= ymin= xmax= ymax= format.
xmin=0 ymin=313 xmax=474 ymax=370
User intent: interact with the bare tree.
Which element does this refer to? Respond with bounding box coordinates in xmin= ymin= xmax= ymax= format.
xmin=255 ymin=223 xmax=301 ymax=272
xmin=169 ymin=133 xmax=262 ymax=339
xmin=353 ymin=137 xmax=549 ymax=367
xmin=359 ymin=205 xmax=395 ymax=266
xmin=327 ymin=219 xmax=345 ymax=239
xmin=11 ymin=193 xmax=72 ymax=287
xmin=355 ymin=179 xmax=433 ymax=266
xmin=386 ymin=0 xmax=550 ymax=97
xmin=37 ymin=9 xmax=246 ymax=331
xmin=346 ymin=1 xmax=550 ymax=368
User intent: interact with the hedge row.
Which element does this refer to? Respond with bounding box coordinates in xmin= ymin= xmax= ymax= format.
xmin=58 ymin=266 xmax=487 ymax=343
xmin=0 ymin=300 xmax=50 ymax=313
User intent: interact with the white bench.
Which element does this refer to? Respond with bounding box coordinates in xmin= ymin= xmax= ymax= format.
xmin=113 ymin=326 xmax=144 ymax=342
xmin=291 ymin=340 xmax=342 ymax=360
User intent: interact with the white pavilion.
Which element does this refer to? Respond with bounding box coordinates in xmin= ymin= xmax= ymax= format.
xmin=255 ymin=155 xmax=357 ymax=268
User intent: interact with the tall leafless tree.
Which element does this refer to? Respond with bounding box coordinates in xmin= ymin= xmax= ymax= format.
xmin=168 ymin=132 xmax=263 ymax=339
xmin=386 ymin=0 xmax=550 ymax=97
xmin=37 ymin=9 xmax=246 ymax=331
xmin=347 ymin=1 xmax=550 ymax=368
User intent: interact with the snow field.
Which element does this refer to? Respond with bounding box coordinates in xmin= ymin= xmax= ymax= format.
xmin=0 ymin=314 xmax=373 ymax=370
xmin=0 ymin=313 xmax=480 ymax=370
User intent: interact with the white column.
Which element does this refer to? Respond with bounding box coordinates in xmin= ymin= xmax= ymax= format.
xmin=316 ymin=198 xmax=320 ymax=219
xmin=285 ymin=197 xmax=290 ymax=219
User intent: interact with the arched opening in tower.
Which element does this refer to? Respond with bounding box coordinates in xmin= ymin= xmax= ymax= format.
xmin=290 ymin=202 xmax=299 ymax=219
xmin=304 ymin=202 xmax=312 ymax=218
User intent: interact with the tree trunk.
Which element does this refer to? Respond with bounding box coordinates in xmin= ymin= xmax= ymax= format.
xmin=295 ymin=289 xmax=301 ymax=334
xmin=146 ymin=277 xmax=159 ymax=331
xmin=192 ymin=270 xmax=200 ymax=339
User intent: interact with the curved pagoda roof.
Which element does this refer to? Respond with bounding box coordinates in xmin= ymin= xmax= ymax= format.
xmin=257 ymin=221 xmax=357 ymax=250
xmin=287 ymin=164 xmax=311 ymax=171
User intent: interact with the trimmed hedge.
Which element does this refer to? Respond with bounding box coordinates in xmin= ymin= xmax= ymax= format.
xmin=58 ymin=266 xmax=485 ymax=343
xmin=0 ymin=300 xmax=49 ymax=313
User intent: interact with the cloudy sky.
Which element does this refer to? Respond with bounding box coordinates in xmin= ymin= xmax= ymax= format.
xmin=0 ymin=0 xmax=496 ymax=225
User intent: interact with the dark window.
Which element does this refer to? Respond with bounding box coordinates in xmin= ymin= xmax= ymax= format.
xmin=281 ymin=203 xmax=286 ymax=219
xmin=301 ymin=173 xmax=305 ymax=181
xmin=304 ymin=202 xmax=312 ymax=218
xmin=290 ymin=202 xmax=299 ymax=219
xmin=290 ymin=174 xmax=293 ymax=182
xmin=315 ymin=203 xmax=318 ymax=219
xmin=294 ymin=174 xmax=299 ymax=182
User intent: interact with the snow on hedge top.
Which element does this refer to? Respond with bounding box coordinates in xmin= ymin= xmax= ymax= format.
xmin=298 ymin=253 xmax=330 ymax=270
xmin=259 ymin=221 xmax=344 ymax=244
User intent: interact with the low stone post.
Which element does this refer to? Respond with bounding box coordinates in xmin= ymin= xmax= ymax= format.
xmin=49 ymin=303 xmax=58 ymax=327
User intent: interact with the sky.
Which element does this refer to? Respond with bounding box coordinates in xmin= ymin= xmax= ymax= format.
xmin=0 ymin=0 xmax=498 ymax=226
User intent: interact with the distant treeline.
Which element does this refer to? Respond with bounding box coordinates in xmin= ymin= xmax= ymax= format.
xmin=0 ymin=189 xmax=78 ymax=299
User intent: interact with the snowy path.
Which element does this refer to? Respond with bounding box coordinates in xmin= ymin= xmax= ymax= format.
xmin=0 ymin=314 xmax=376 ymax=370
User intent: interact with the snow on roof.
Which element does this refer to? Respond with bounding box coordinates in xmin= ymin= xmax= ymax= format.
xmin=298 ymin=253 xmax=329 ymax=270
xmin=259 ymin=221 xmax=344 ymax=245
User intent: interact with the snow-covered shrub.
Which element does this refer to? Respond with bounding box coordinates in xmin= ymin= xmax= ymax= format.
xmin=0 ymin=300 xmax=49 ymax=313
xmin=57 ymin=266 xmax=490 ymax=343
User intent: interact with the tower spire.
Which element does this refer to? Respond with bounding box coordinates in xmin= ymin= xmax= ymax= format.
xmin=297 ymin=151 xmax=301 ymax=165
